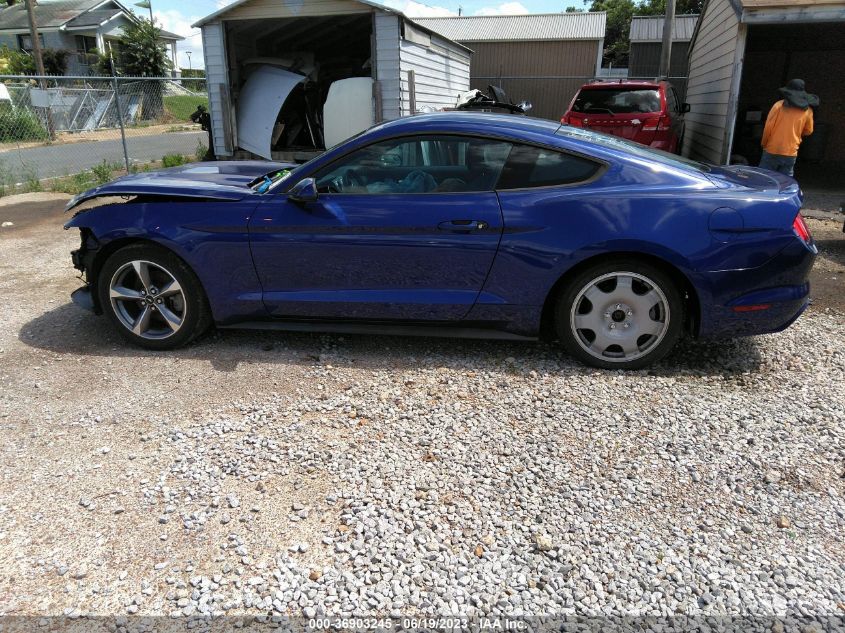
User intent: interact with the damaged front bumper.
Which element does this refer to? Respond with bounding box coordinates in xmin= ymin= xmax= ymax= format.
xmin=69 ymin=230 xmax=102 ymax=314
xmin=71 ymin=285 xmax=96 ymax=312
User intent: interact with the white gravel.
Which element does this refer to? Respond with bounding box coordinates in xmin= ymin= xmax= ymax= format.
xmin=0 ymin=206 xmax=843 ymax=624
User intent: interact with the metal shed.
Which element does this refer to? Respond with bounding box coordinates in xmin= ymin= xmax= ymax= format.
xmin=683 ymin=0 xmax=845 ymax=174
xmin=193 ymin=0 xmax=471 ymax=161
xmin=628 ymin=14 xmax=698 ymax=97
xmin=414 ymin=12 xmax=607 ymax=121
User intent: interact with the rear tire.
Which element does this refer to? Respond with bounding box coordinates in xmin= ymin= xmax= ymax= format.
xmin=97 ymin=243 xmax=211 ymax=350
xmin=556 ymin=258 xmax=684 ymax=369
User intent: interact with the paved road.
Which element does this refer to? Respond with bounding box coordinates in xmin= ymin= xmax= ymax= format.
xmin=0 ymin=131 xmax=206 ymax=181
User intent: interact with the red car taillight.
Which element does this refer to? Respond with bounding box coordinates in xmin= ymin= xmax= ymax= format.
xmin=793 ymin=212 xmax=811 ymax=244
xmin=642 ymin=115 xmax=671 ymax=132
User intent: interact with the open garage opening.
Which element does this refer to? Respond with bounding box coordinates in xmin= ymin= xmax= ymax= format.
xmin=225 ymin=14 xmax=375 ymax=160
xmin=733 ymin=22 xmax=845 ymax=195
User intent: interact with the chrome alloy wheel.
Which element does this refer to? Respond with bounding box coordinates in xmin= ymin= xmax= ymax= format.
xmin=569 ymin=271 xmax=670 ymax=363
xmin=108 ymin=260 xmax=186 ymax=340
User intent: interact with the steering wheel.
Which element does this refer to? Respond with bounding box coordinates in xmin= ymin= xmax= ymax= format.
xmin=341 ymin=169 xmax=363 ymax=190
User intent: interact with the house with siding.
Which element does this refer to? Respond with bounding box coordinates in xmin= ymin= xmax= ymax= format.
xmin=628 ymin=14 xmax=697 ymax=98
xmin=0 ymin=0 xmax=182 ymax=76
xmin=192 ymin=0 xmax=471 ymax=161
xmin=414 ymin=12 xmax=607 ymax=121
xmin=682 ymin=0 xmax=845 ymax=172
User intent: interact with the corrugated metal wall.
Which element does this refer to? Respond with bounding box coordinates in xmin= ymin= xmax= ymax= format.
xmin=399 ymin=29 xmax=471 ymax=116
xmin=464 ymin=40 xmax=600 ymax=120
xmin=201 ymin=21 xmax=232 ymax=157
xmin=219 ymin=0 xmax=369 ymax=20
xmin=375 ymin=13 xmax=402 ymax=120
xmin=628 ymin=41 xmax=690 ymax=100
xmin=682 ymin=0 xmax=742 ymax=163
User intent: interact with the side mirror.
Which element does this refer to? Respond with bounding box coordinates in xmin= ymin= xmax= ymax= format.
xmin=289 ymin=177 xmax=318 ymax=204
xmin=681 ymin=102 xmax=691 ymax=113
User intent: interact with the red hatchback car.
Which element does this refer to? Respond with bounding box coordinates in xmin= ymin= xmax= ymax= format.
xmin=561 ymin=80 xmax=689 ymax=154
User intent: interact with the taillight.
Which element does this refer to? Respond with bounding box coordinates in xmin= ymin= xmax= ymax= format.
xmin=793 ymin=212 xmax=811 ymax=243
xmin=643 ymin=115 xmax=670 ymax=131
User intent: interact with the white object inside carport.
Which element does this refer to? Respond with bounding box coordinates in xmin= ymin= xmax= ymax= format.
xmin=0 ymin=83 xmax=11 ymax=106
xmin=323 ymin=77 xmax=374 ymax=149
xmin=237 ymin=65 xmax=306 ymax=160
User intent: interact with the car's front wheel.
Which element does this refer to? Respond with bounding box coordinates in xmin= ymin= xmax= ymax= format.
xmin=97 ymin=244 xmax=211 ymax=350
xmin=557 ymin=259 xmax=684 ymax=369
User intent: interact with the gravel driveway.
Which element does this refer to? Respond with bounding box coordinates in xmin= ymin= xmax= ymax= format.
xmin=0 ymin=197 xmax=843 ymax=625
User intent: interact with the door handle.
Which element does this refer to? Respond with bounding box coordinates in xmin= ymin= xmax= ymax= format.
xmin=437 ymin=220 xmax=489 ymax=232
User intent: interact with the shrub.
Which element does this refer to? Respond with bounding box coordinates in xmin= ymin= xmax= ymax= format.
xmin=161 ymin=153 xmax=186 ymax=168
xmin=91 ymin=160 xmax=115 ymax=184
xmin=195 ymin=140 xmax=208 ymax=162
xmin=0 ymin=109 xmax=48 ymax=142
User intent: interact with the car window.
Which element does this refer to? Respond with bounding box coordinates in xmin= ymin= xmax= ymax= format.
xmin=497 ymin=144 xmax=601 ymax=190
xmin=666 ymin=87 xmax=679 ymax=113
xmin=573 ymin=88 xmax=661 ymax=114
xmin=313 ymin=135 xmax=513 ymax=194
xmin=556 ymin=125 xmax=710 ymax=173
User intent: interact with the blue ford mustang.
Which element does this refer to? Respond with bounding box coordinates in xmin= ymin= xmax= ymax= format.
xmin=64 ymin=113 xmax=816 ymax=369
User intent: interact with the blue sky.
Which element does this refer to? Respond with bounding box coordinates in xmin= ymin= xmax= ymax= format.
xmin=150 ymin=0 xmax=584 ymax=69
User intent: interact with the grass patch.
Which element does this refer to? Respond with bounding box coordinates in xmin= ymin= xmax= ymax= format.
xmin=163 ymin=94 xmax=209 ymax=122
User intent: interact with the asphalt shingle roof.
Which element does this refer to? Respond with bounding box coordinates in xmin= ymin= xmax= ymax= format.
xmin=0 ymin=0 xmax=103 ymax=31
xmin=64 ymin=8 xmax=123 ymax=28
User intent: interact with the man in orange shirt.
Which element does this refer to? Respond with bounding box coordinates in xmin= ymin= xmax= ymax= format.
xmin=759 ymin=79 xmax=816 ymax=177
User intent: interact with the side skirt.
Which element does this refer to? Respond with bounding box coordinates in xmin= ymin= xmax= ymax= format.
xmin=217 ymin=320 xmax=538 ymax=341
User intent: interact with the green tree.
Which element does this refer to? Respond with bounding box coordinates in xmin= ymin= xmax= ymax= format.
xmin=634 ymin=0 xmax=704 ymax=15
xmin=116 ymin=17 xmax=171 ymax=77
xmin=590 ymin=0 xmax=636 ymax=67
xmin=114 ymin=17 xmax=171 ymax=119
xmin=589 ymin=0 xmax=704 ymax=68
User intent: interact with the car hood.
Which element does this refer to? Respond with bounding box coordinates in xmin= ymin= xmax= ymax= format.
xmin=705 ymin=164 xmax=800 ymax=194
xmin=66 ymin=160 xmax=296 ymax=211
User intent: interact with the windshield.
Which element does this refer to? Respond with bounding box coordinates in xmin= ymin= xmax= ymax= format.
xmin=573 ymin=88 xmax=661 ymax=115
xmin=266 ymin=128 xmax=372 ymax=193
xmin=556 ymin=125 xmax=711 ymax=173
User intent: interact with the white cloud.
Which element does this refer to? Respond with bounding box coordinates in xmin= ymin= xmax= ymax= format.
xmin=381 ymin=0 xmax=456 ymax=17
xmin=154 ymin=8 xmax=205 ymax=70
xmin=473 ymin=1 xmax=529 ymax=15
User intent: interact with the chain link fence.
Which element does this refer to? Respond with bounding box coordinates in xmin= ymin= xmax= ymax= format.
xmin=0 ymin=74 xmax=209 ymax=194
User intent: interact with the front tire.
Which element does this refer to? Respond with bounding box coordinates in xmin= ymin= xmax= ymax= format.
xmin=556 ymin=259 xmax=684 ymax=369
xmin=97 ymin=243 xmax=211 ymax=350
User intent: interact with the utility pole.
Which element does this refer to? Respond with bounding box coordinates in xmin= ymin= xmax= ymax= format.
xmin=658 ymin=0 xmax=676 ymax=78
xmin=25 ymin=0 xmax=54 ymax=140
xmin=24 ymin=0 xmax=46 ymax=78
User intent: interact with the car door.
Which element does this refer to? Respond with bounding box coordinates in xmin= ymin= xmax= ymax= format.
xmin=248 ymin=134 xmax=512 ymax=321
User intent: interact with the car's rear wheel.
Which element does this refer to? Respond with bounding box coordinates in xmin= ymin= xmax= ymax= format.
xmin=98 ymin=244 xmax=211 ymax=350
xmin=556 ymin=259 xmax=684 ymax=369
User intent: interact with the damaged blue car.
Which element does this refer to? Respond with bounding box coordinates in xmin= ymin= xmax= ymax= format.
xmin=64 ymin=112 xmax=816 ymax=369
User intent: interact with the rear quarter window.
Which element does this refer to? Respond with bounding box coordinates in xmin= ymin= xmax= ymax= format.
xmin=497 ymin=145 xmax=601 ymax=190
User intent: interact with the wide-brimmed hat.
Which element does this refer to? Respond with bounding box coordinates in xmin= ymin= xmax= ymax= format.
xmin=779 ymin=78 xmax=818 ymax=109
